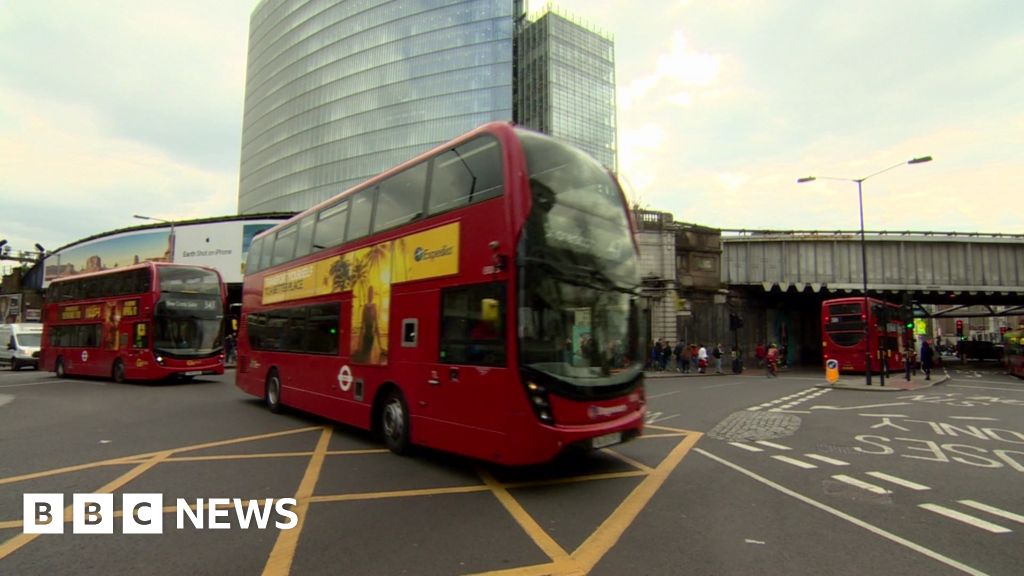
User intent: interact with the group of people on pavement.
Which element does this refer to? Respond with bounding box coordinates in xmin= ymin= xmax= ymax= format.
xmin=649 ymin=339 xmax=725 ymax=374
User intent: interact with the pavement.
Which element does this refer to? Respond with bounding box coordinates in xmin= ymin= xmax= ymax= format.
xmin=817 ymin=367 xmax=948 ymax=391
xmin=643 ymin=363 xmax=948 ymax=391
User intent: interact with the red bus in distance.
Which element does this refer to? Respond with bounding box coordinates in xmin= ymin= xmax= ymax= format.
xmin=822 ymin=296 xmax=906 ymax=373
xmin=235 ymin=122 xmax=646 ymax=465
xmin=41 ymin=262 xmax=226 ymax=382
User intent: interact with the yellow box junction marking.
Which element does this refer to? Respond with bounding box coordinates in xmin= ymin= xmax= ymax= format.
xmin=0 ymin=423 xmax=702 ymax=576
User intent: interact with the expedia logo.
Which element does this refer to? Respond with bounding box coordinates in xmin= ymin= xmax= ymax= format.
xmin=414 ymin=245 xmax=453 ymax=262
xmin=588 ymin=404 xmax=628 ymax=420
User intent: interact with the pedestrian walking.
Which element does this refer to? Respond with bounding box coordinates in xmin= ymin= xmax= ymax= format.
xmin=920 ymin=339 xmax=935 ymax=380
xmin=697 ymin=343 xmax=708 ymax=374
xmin=681 ymin=343 xmax=692 ymax=373
xmin=766 ymin=343 xmax=779 ymax=377
xmin=650 ymin=339 xmax=663 ymax=371
xmin=713 ymin=342 xmax=724 ymax=373
xmin=673 ymin=341 xmax=685 ymax=372
xmin=755 ymin=343 xmax=766 ymax=368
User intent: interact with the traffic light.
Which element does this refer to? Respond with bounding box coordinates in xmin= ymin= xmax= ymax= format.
xmin=900 ymin=293 xmax=914 ymax=330
xmin=956 ymin=319 xmax=964 ymax=340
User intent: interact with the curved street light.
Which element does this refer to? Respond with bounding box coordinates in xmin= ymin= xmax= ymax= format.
xmin=133 ymin=214 xmax=177 ymax=263
xmin=798 ymin=156 xmax=932 ymax=386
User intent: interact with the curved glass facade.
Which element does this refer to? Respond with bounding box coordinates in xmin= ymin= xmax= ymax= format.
xmin=238 ymin=0 xmax=515 ymax=214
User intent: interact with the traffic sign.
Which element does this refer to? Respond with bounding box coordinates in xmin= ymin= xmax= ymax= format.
xmin=825 ymin=359 xmax=840 ymax=383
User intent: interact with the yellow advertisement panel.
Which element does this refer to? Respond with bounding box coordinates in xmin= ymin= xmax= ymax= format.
xmin=392 ymin=222 xmax=460 ymax=284
xmin=259 ymin=221 xmax=459 ymax=307
xmin=349 ymin=243 xmax=392 ymax=365
xmin=262 ymin=263 xmax=317 ymax=304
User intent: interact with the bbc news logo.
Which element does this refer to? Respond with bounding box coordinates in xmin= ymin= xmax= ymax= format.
xmin=23 ymin=494 xmax=298 ymax=534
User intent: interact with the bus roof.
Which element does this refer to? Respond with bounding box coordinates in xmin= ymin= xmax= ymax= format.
xmin=252 ymin=121 xmax=522 ymax=243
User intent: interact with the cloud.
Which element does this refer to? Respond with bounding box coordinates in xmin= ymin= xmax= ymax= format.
xmin=0 ymin=1 xmax=250 ymax=170
xmin=0 ymin=88 xmax=237 ymax=252
xmin=620 ymin=31 xmax=721 ymax=110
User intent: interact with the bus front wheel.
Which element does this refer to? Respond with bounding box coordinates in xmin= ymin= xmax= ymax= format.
xmin=265 ymin=370 xmax=283 ymax=413
xmin=380 ymin=388 xmax=410 ymax=455
xmin=55 ymin=357 xmax=66 ymax=378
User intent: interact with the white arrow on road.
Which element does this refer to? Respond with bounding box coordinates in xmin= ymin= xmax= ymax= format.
xmin=810 ymin=402 xmax=910 ymax=411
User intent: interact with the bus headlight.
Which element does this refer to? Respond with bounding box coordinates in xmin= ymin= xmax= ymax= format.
xmin=155 ymin=355 xmax=165 ymax=366
xmin=525 ymin=381 xmax=554 ymax=424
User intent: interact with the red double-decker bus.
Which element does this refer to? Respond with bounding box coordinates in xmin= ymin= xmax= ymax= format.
xmin=822 ymin=296 xmax=906 ymax=373
xmin=41 ymin=262 xmax=226 ymax=382
xmin=235 ymin=122 xmax=646 ymax=465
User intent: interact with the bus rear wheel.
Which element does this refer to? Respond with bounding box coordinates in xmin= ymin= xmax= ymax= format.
xmin=380 ymin=388 xmax=410 ymax=455
xmin=112 ymin=360 xmax=126 ymax=384
xmin=265 ymin=370 xmax=283 ymax=413
xmin=55 ymin=357 xmax=66 ymax=378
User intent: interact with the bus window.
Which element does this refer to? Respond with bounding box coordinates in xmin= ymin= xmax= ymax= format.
xmin=295 ymin=215 xmax=315 ymax=258
xmin=347 ymin=188 xmax=375 ymax=241
xmin=273 ymin=223 xmax=298 ymax=266
xmin=428 ymin=137 xmax=503 ymax=215
xmin=313 ymin=200 xmax=348 ymax=250
xmin=375 ymin=162 xmax=427 ymax=232
xmin=246 ymin=236 xmax=264 ymax=274
xmin=439 ymin=283 xmax=506 ymax=367
xmin=258 ymin=235 xmax=274 ymax=271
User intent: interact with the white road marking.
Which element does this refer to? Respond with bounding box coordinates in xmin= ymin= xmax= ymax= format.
xmin=771 ymin=455 xmax=817 ymax=469
xmin=701 ymin=381 xmax=749 ymax=389
xmin=754 ymin=440 xmax=791 ymax=451
xmin=0 ymin=393 xmax=14 ymax=408
xmin=811 ymin=402 xmax=911 ymax=411
xmin=919 ymin=504 xmax=1012 ymax=534
xmin=949 ymin=383 xmax=1024 ymax=392
xmin=646 ymin=412 xmax=679 ymax=424
xmin=831 ymin=475 xmax=891 ymax=495
xmin=647 ymin=390 xmax=682 ymax=399
xmin=696 ymin=448 xmax=991 ymax=576
xmin=803 ymin=454 xmax=850 ymax=466
xmin=949 ymin=416 xmax=999 ymax=421
xmin=958 ymin=500 xmax=1024 ymax=525
xmin=858 ymin=413 xmax=908 ymax=418
xmin=0 ymin=381 xmax=61 ymax=389
xmin=729 ymin=442 xmax=764 ymax=452
xmin=865 ymin=471 xmax=930 ymax=491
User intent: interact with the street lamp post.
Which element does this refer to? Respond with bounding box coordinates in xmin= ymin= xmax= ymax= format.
xmin=133 ymin=214 xmax=176 ymax=262
xmin=798 ymin=156 xmax=932 ymax=386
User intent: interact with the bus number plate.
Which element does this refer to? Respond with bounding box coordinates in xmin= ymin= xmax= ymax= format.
xmin=591 ymin=432 xmax=622 ymax=449
xmin=183 ymin=371 xmax=202 ymax=376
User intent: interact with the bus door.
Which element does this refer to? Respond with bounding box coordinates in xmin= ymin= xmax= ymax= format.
xmin=413 ymin=284 xmax=509 ymax=452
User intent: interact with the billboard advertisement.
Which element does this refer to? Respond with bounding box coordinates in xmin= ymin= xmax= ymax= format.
xmin=41 ymin=218 xmax=283 ymax=287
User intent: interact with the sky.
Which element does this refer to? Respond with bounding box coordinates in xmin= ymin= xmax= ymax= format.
xmin=1 ymin=0 xmax=1022 ymax=261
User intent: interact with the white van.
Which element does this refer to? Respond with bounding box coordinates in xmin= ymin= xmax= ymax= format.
xmin=0 ymin=323 xmax=43 ymax=370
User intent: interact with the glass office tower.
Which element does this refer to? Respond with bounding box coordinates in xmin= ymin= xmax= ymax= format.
xmin=516 ymin=10 xmax=617 ymax=172
xmin=238 ymin=0 xmax=515 ymax=213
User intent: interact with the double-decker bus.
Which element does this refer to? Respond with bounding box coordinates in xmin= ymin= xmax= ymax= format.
xmin=822 ymin=296 xmax=905 ymax=373
xmin=41 ymin=262 xmax=226 ymax=382
xmin=236 ymin=122 xmax=646 ymax=465
xmin=1003 ymin=330 xmax=1024 ymax=378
